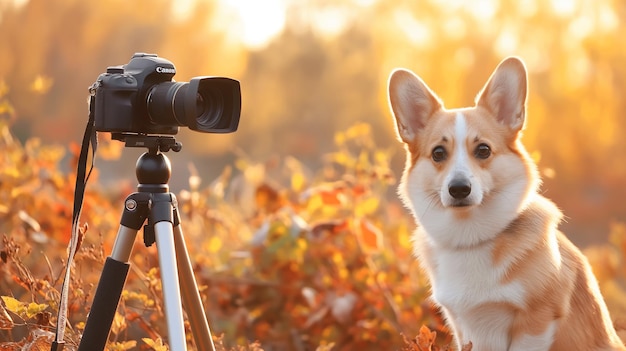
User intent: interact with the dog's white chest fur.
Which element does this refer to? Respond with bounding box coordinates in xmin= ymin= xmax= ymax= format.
xmin=417 ymin=232 xmax=530 ymax=349
xmin=425 ymin=239 xmax=526 ymax=312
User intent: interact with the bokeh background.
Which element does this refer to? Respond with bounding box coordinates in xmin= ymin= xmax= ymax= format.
xmin=2 ymin=0 xmax=625 ymax=246
xmin=1 ymin=0 xmax=626 ymax=349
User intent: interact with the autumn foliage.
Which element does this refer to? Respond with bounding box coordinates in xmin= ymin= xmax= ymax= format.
xmin=0 ymin=96 xmax=447 ymax=349
xmin=2 ymin=78 xmax=626 ymax=349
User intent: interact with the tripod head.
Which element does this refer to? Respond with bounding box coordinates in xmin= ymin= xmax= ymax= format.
xmin=112 ymin=133 xmax=182 ymax=153
xmin=112 ymin=133 xmax=181 ymax=192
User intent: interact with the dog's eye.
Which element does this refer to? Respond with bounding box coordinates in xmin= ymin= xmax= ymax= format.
xmin=475 ymin=144 xmax=491 ymax=159
xmin=432 ymin=146 xmax=447 ymax=162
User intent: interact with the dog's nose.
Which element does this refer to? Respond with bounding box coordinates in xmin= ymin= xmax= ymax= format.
xmin=448 ymin=181 xmax=471 ymax=199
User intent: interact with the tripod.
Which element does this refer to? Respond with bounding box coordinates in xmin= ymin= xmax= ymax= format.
xmin=78 ymin=135 xmax=216 ymax=351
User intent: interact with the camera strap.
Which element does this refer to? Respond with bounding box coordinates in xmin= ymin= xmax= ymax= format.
xmin=50 ymin=91 xmax=98 ymax=351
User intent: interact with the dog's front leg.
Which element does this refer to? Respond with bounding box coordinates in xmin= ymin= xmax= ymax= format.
xmin=451 ymin=312 xmax=512 ymax=351
xmin=507 ymin=321 xmax=557 ymax=351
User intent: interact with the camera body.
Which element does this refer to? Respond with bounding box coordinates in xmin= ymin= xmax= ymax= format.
xmin=93 ymin=53 xmax=241 ymax=135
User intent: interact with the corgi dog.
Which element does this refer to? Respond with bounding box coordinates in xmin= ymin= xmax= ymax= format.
xmin=387 ymin=57 xmax=625 ymax=351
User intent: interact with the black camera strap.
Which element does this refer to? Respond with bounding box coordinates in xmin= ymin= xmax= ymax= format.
xmin=50 ymin=90 xmax=98 ymax=351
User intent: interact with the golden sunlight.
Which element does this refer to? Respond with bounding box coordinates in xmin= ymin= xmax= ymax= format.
xmin=220 ymin=0 xmax=287 ymax=49
xmin=170 ymin=0 xmax=288 ymax=49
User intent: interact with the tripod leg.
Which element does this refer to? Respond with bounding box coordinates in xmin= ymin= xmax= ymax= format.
xmin=78 ymin=226 xmax=138 ymax=351
xmin=154 ymin=221 xmax=188 ymax=351
xmin=173 ymin=224 xmax=216 ymax=351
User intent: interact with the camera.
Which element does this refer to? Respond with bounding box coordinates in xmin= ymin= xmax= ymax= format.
xmin=92 ymin=53 xmax=241 ymax=135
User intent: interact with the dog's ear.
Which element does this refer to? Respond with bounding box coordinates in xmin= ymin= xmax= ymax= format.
xmin=476 ymin=57 xmax=528 ymax=132
xmin=388 ymin=69 xmax=442 ymax=144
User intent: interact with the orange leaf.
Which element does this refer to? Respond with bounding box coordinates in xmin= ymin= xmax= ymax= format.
xmin=319 ymin=189 xmax=343 ymax=205
xmin=0 ymin=342 xmax=22 ymax=350
xmin=357 ymin=218 xmax=383 ymax=251
xmin=416 ymin=325 xmax=437 ymax=350
xmin=255 ymin=183 xmax=284 ymax=213
xmin=254 ymin=321 xmax=272 ymax=339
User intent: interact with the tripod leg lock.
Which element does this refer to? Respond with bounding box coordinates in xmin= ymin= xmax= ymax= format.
xmin=150 ymin=193 xmax=175 ymax=224
xmin=143 ymin=193 xmax=179 ymax=247
xmin=120 ymin=192 xmax=151 ymax=230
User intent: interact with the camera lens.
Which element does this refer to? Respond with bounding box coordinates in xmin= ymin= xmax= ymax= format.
xmin=146 ymin=77 xmax=241 ymax=133
xmin=146 ymin=81 xmax=187 ymax=127
xmin=195 ymin=93 xmax=205 ymax=117
xmin=194 ymin=88 xmax=224 ymax=130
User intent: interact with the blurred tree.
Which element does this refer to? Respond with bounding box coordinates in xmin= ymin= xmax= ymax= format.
xmin=237 ymin=25 xmax=383 ymax=160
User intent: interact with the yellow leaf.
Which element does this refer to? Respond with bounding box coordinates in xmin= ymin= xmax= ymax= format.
xmin=110 ymin=311 xmax=127 ymax=335
xmin=30 ymin=75 xmax=53 ymax=94
xmin=108 ymin=341 xmax=138 ymax=351
xmin=329 ymin=151 xmax=350 ymax=166
xmin=25 ymin=302 xmax=48 ymax=319
xmin=305 ymin=193 xmax=324 ymax=213
xmin=355 ymin=197 xmax=379 ymax=217
xmin=143 ymin=337 xmax=168 ymax=351
xmin=338 ymin=267 xmax=349 ymax=279
xmin=345 ymin=122 xmax=371 ymax=138
xmin=291 ymin=171 xmax=306 ymax=192
xmin=1 ymin=296 xmax=23 ymax=316
xmin=374 ymin=150 xmax=389 ymax=164
xmin=207 ymin=236 xmax=223 ymax=253
xmin=0 ymin=100 xmax=15 ymax=116
xmin=398 ymin=224 xmax=412 ymax=250
xmin=331 ymin=251 xmax=343 ymax=265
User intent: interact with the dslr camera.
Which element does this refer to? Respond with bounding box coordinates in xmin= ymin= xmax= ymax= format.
xmin=91 ymin=53 xmax=241 ymax=135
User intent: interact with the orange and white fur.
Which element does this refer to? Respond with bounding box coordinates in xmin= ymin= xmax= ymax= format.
xmin=387 ymin=57 xmax=625 ymax=351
